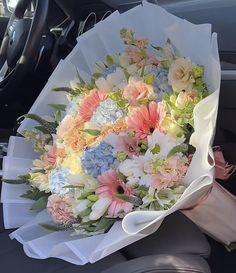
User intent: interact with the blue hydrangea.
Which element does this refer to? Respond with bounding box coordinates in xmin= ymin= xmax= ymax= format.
xmin=90 ymin=98 xmax=125 ymax=126
xmin=81 ymin=142 xmax=117 ymax=178
xmin=152 ymin=67 xmax=172 ymax=99
xmin=102 ymin=64 xmax=118 ymax=78
xmin=48 ymin=167 xmax=70 ymax=195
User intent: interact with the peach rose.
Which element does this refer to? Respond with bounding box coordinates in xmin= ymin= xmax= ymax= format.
xmin=123 ymin=77 xmax=156 ymax=105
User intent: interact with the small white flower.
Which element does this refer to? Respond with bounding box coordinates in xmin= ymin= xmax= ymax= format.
xmin=147 ymin=130 xmax=185 ymax=157
xmin=89 ymin=197 xmax=111 ymax=220
xmin=95 ymin=67 xmax=127 ymax=92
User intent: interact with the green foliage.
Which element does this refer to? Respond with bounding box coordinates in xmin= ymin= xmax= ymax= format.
xmin=21 ymin=187 xmax=49 ymax=201
xmin=167 ymin=144 xmax=188 ymax=158
xmin=2 ymin=174 xmax=30 ymax=185
xmin=109 ymin=92 xmax=129 ymax=109
xmin=40 ymin=223 xmax=67 ymax=231
xmin=24 ymin=114 xmax=57 ymax=135
xmin=53 ymin=87 xmax=73 ymax=93
xmin=116 ymin=194 xmax=143 ymax=206
xmin=94 ymin=217 xmax=115 ymax=232
xmin=106 ymin=55 xmax=114 ymax=66
xmin=1 ymin=179 xmax=27 ymax=184
xmin=80 ymin=129 xmax=101 ymax=136
xmin=49 ymin=104 xmax=66 ymax=112
xmin=31 ymin=195 xmax=49 ymax=211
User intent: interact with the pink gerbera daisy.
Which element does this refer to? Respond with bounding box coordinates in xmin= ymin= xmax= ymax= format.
xmin=127 ymin=101 xmax=166 ymax=139
xmin=79 ymin=89 xmax=107 ymax=121
xmin=96 ymin=170 xmax=134 ymax=217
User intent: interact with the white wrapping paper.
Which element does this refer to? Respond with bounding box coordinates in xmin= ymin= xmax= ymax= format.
xmin=1 ymin=1 xmax=220 ymax=264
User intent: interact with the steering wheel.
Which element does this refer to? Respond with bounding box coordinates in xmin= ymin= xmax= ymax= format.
xmin=0 ymin=0 xmax=49 ymax=103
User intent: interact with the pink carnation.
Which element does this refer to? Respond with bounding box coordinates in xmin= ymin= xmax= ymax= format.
xmin=127 ymin=101 xmax=166 ymax=139
xmin=79 ymin=89 xmax=107 ymax=121
xmin=151 ymin=156 xmax=189 ymax=190
xmin=96 ymin=170 xmax=134 ymax=217
xmin=47 ymin=194 xmax=75 ymax=225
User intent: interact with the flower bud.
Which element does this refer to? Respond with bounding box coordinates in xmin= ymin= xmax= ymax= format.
xmin=89 ymin=197 xmax=111 ymax=220
xmin=175 ymin=92 xmax=189 ymax=109
xmin=192 ymin=65 xmax=204 ymax=78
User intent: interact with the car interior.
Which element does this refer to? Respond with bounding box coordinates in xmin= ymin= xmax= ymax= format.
xmin=0 ymin=0 xmax=236 ymax=272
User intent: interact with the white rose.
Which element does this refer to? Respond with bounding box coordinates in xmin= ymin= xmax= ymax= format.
xmin=89 ymin=197 xmax=111 ymax=220
xmin=168 ymin=57 xmax=194 ymax=91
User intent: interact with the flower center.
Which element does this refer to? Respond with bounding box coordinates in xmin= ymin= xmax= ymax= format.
xmin=150 ymin=127 xmax=155 ymax=133
xmin=117 ymin=185 xmax=125 ymax=194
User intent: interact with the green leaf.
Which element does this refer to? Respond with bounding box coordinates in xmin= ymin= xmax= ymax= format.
xmin=94 ymin=217 xmax=115 ymax=232
xmin=52 ymin=87 xmax=73 ymax=93
xmin=167 ymin=144 xmax=188 ymax=158
xmin=31 ymin=196 xmax=48 ymax=211
xmin=79 ymin=208 xmax=92 ymax=218
xmin=34 ymin=126 xmax=52 ymax=134
xmin=49 ymin=104 xmax=66 ymax=112
xmin=81 ymin=129 xmax=101 ymax=136
xmin=116 ymin=194 xmax=143 ymax=206
xmin=21 ymin=188 xmax=48 ymax=201
xmin=1 ymin=179 xmax=27 ymax=184
xmin=24 ymin=114 xmax=57 ymax=135
xmin=40 ymin=223 xmax=66 ymax=231
xmin=76 ymin=69 xmax=85 ymax=85
xmin=62 ymin=185 xmax=82 ymax=189
xmin=151 ymin=45 xmax=162 ymax=51
xmin=106 ymin=55 xmax=114 ymax=66
xmin=92 ymin=72 xmax=102 ymax=79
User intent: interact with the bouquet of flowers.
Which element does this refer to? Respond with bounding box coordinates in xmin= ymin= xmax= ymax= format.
xmin=9 ymin=28 xmax=211 ymax=235
xmin=1 ymin=2 xmax=220 ymax=264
